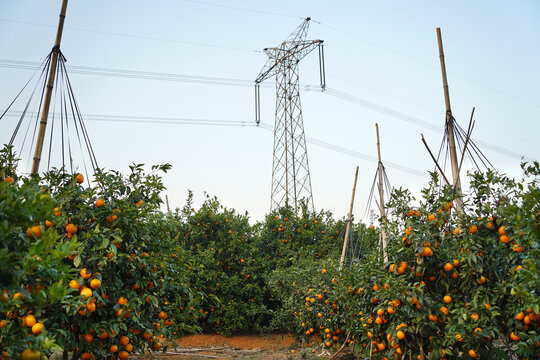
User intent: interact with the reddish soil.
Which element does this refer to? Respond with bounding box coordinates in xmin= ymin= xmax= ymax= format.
xmin=174 ymin=333 xmax=296 ymax=349
xmin=136 ymin=334 xmax=345 ymax=360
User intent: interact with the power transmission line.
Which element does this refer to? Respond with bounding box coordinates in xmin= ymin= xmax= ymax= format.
xmin=0 ymin=18 xmax=262 ymax=53
xmin=1 ymin=59 xmax=536 ymax=161
xmin=2 ymin=109 xmax=428 ymax=178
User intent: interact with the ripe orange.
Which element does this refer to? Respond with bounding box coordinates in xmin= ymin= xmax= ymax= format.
xmin=158 ymin=311 xmax=167 ymax=320
xmin=325 ymin=341 xmax=331 ymax=347
xmin=468 ymin=349 xmax=478 ymax=358
xmin=443 ymin=295 xmax=452 ymax=304
xmin=125 ymin=344 xmax=133 ymax=352
xmin=396 ymin=330 xmax=405 ymax=340
xmin=110 ymin=345 xmax=118 ymax=353
xmin=428 ymin=214 xmax=436 ymax=221
xmin=440 ymin=306 xmax=449 ymax=315
xmin=429 ymin=314 xmax=438 ymax=322
xmin=498 ymin=226 xmax=507 ymax=235
xmin=65 ymin=223 xmax=77 ymax=234
xmin=500 ymin=235 xmax=509 ymax=243
xmin=80 ymin=268 xmax=91 ymax=279
xmin=118 ymin=351 xmax=129 ymax=360
xmin=80 ymin=287 xmax=92 ymax=298
xmin=80 ymin=353 xmax=92 ymax=360
xmin=25 ymin=314 xmax=36 ymax=327
xmin=444 ymin=263 xmax=454 ymax=271
xmin=120 ymin=335 xmax=130 ymax=346
xmin=89 ymin=279 xmax=101 ymax=289
xmin=26 ymin=226 xmax=42 ymax=239
xmin=31 ymin=322 xmax=44 ymax=335
xmin=86 ymin=302 xmax=96 ymax=312
xmin=69 ymin=279 xmax=81 ymax=289
xmin=21 ymin=349 xmax=40 ymax=360
xmin=510 ymin=332 xmax=520 ymax=341
xmin=4 ymin=176 xmax=14 ymax=184
xmin=84 ymin=333 xmax=93 ymax=343
xmin=478 ymin=276 xmax=486 ymax=284
xmin=516 ymin=312 xmax=525 ymax=320
xmin=76 ymin=173 xmax=84 ymax=184
xmin=95 ymin=198 xmax=105 ymax=207
xmin=317 ymin=312 xmax=322 ymax=318
xmin=469 ymin=225 xmax=478 ymax=234
xmin=377 ymin=308 xmax=385 ymax=316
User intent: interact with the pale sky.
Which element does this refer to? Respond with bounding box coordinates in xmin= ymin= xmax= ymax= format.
xmin=1 ymin=0 xmax=539 ymax=222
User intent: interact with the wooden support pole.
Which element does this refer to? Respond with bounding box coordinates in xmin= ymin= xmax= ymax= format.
xmin=31 ymin=0 xmax=69 ymax=174
xmin=339 ymin=166 xmax=359 ymax=270
xmin=421 ymin=134 xmax=452 ymax=187
xmin=376 ymin=124 xmax=388 ymax=262
xmin=165 ymin=195 xmax=171 ymax=214
xmin=436 ymin=28 xmax=463 ymax=214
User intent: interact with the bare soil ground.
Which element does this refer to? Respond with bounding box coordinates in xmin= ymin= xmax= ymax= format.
xmin=135 ymin=334 xmax=356 ymax=360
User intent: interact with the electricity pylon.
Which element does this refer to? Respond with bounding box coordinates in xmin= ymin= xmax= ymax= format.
xmin=255 ymin=17 xmax=325 ymax=212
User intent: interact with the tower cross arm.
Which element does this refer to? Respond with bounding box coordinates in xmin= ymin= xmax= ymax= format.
xmin=255 ymin=40 xmax=323 ymax=84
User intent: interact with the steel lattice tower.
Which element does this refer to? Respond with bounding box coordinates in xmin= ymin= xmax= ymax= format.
xmin=255 ymin=17 xmax=325 ymax=212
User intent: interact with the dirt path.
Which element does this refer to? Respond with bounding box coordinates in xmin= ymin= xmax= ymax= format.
xmin=135 ymin=334 xmax=347 ymax=360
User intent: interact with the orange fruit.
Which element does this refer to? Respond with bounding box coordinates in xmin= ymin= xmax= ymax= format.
xmin=80 ymin=287 xmax=92 ymax=298
xmin=444 ymin=263 xmax=454 ymax=272
xmin=117 ymin=296 xmax=128 ymax=305
xmin=158 ymin=311 xmax=167 ymax=320
xmin=440 ymin=306 xmax=449 ymax=315
xmin=25 ymin=314 xmax=36 ymax=327
xmin=396 ymin=330 xmax=405 ymax=340
xmin=478 ymin=276 xmax=486 ymax=284
xmin=65 ymin=223 xmax=77 ymax=234
xmin=69 ymin=280 xmax=81 ymax=290
xmin=469 ymin=225 xmax=478 ymax=234
xmin=98 ymin=330 xmax=108 ymax=339
xmin=95 ymin=198 xmax=105 ymax=207
xmin=377 ymin=308 xmax=385 ymax=316
xmin=443 ymin=295 xmax=452 ymax=304
xmin=125 ymin=344 xmax=133 ymax=352
xmin=84 ymin=333 xmax=94 ymax=343
xmin=516 ymin=312 xmax=525 ymax=320
xmin=4 ymin=176 xmax=14 ymax=184
xmin=21 ymin=349 xmax=40 ymax=360
xmin=80 ymin=268 xmax=91 ymax=279
xmin=110 ymin=345 xmax=118 ymax=353
xmin=500 ymin=235 xmax=509 ymax=243
xmin=120 ymin=336 xmax=130 ymax=346
xmin=468 ymin=349 xmax=478 ymax=358
xmin=31 ymin=322 xmax=44 ymax=335
xmin=86 ymin=302 xmax=96 ymax=312
xmin=498 ymin=226 xmax=507 ymax=235
xmin=76 ymin=173 xmax=84 ymax=184
xmin=325 ymin=341 xmax=331 ymax=347
xmin=429 ymin=314 xmax=438 ymax=322
xmin=26 ymin=226 xmax=42 ymax=239
xmin=80 ymin=353 xmax=92 ymax=360
xmin=45 ymin=220 xmax=54 ymax=227
xmin=89 ymin=279 xmax=101 ymax=289
xmin=510 ymin=332 xmax=520 ymax=341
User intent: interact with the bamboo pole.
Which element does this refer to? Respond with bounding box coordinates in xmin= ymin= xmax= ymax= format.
xmin=165 ymin=195 xmax=171 ymax=214
xmin=31 ymin=0 xmax=69 ymax=174
xmin=339 ymin=166 xmax=359 ymax=270
xmin=436 ymin=28 xmax=463 ymax=214
xmin=376 ymin=124 xmax=388 ymax=262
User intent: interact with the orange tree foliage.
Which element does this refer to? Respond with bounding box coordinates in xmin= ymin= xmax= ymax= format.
xmin=275 ymin=165 xmax=540 ymax=359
